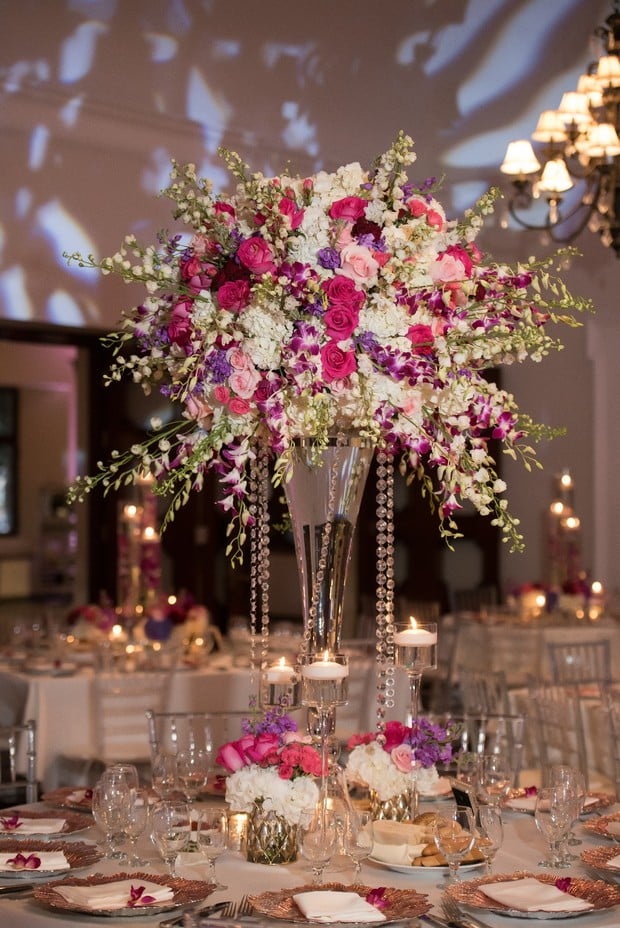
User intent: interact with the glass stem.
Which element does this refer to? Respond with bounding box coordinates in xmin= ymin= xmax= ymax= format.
xmin=408 ymin=672 xmax=422 ymax=723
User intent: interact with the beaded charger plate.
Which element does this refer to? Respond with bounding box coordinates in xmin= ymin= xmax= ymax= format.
xmin=32 ymin=871 xmax=214 ymax=917
xmin=582 ymin=845 xmax=620 ymax=881
xmin=0 ymin=810 xmax=92 ymax=838
xmin=583 ymin=812 xmax=620 ymax=841
xmin=0 ymin=840 xmax=102 ymax=881
xmin=445 ymin=871 xmax=620 ymax=920
xmin=42 ymin=786 xmax=93 ymax=813
xmin=249 ymin=881 xmax=431 ymax=924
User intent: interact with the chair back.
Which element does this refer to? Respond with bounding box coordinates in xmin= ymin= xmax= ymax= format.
xmin=546 ymin=639 xmax=612 ymax=689
xmin=92 ymin=671 xmax=171 ymax=764
xmin=458 ymin=665 xmax=511 ymax=715
xmin=0 ymin=719 xmax=37 ymax=804
xmin=605 ymin=691 xmax=620 ymax=801
xmin=527 ymin=681 xmax=589 ymax=787
xmin=450 ymin=585 xmax=498 ymax=616
xmin=145 ymin=710 xmax=247 ymax=764
xmin=451 ymin=713 xmax=526 ymax=786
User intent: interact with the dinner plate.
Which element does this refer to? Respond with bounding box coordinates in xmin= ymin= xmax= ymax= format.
xmin=0 ymin=840 xmax=102 ymax=881
xmin=249 ymin=882 xmax=431 ymax=924
xmin=506 ymin=789 xmax=615 ymax=816
xmin=42 ymin=786 xmax=93 ymax=813
xmin=32 ymin=871 xmax=214 ymax=917
xmin=0 ymin=810 xmax=92 ymax=838
xmin=24 ymin=660 xmax=78 ymax=676
xmin=445 ymin=870 xmax=620 ymax=919
xmin=368 ymin=855 xmax=484 ymax=874
xmin=583 ymin=813 xmax=620 ymax=841
xmin=582 ymin=845 xmax=620 ymax=880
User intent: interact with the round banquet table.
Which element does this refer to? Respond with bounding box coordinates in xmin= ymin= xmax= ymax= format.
xmin=1 ymin=799 xmax=620 ymax=928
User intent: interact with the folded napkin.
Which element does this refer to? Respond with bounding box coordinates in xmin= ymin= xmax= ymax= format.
xmin=583 ymin=795 xmax=601 ymax=809
xmin=504 ymin=796 xmax=537 ymax=812
xmin=0 ymin=851 xmax=69 ymax=871
xmin=293 ymin=891 xmax=386 ymax=923
xmin=480 ymin=878 xmax=594 ymax=913
xmin=371 ymin=841 xmax=427 ymax=865
xmin=67 ymin=789 xmax=90 ymax=804
xmin=57 ymin=879 xmax=174 ymax=911
xmin=606 ymin=821 xmax=620 ymax=836
xmin=0 ymin=817 xmax=65 ymax=834
xmin=370 ymin=820 xmax=430 ymax=865
xmin=605 ymin=854 xmax=620 ymax=870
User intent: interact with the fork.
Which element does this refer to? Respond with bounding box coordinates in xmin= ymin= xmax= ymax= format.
xmin=221 ymin=895 xmax=253 ymax=918
xmin=441 ymin=895 xmax=492 ymax=928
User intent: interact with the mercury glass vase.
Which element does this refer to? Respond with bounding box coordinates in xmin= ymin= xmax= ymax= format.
xmin=369 ymin=789 xmax=414 ymax=822
xmin=283 ymin=434 xmax=374 ymax=653
xmin=245 ymin=804 xmax=298 ymax=865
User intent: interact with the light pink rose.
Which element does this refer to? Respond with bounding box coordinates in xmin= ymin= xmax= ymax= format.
xmin=334 ymin=225 xmax=354 ymax=250
xmin=185 ymin=395 xmax=213 ymax=427
xmin=229 ymin=365 xmax=260 ymax=399
xmin=237 ymin=236 xmax=276 ymax=275
xmin=320 ymin=340 xmax=356 ymax=382
xmin=430 ymin=253 xmax=467 ymax=284
xmin=391 ymin=744 xmax=413 ymax=773
xmin=227 ymin=347 xmax=251 ymax=371
xmin=337 ymin=243 xmax=379 ymax=286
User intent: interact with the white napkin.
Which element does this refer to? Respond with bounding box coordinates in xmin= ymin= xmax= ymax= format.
xmin=0 ymin=817 xmax=65 ymax=834
xmin=67 ymin=789 xmax=90 ymax=804
xmin=0 ymin=851 xmax=69 ymax=871
xmin=57 ymin=879 xmax=174 ymax=911
xmin=480 ymin=878 xmax=594 ymax=913
xmin=504 ymin=795 xmax=537 ymax=812
xmin=605 ymin=854 xmax=620 ymax=870
xmin=293 ymin=891 xmax=386 ymax=923
xmin=606 ymin=821 xmax=620 ymax=836
xmin=583 ymin=795 xmax=601 ymax=809
xmin=371 ymin=841 xmax=427 ymax=865
xmin=370 ymin=820 xmax=429 ymax=865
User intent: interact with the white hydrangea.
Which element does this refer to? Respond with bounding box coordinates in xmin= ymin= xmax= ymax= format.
xmin=224 ymin=764 xmax=319 ymax=825
xmin=346 ymin=741 xmax=439 ymax=802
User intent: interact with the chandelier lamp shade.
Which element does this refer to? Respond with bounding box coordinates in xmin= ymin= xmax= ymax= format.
xmin=500 ymin=3 xmax=620 ymax=254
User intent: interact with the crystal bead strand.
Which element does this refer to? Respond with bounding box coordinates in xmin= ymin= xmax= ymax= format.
xmin=375 ymin=449 xmax=396 ymax=735
xmin=256 ymin=445 xmax=271 ymax=682
xmin=247 ymin=452 xmax=260 ymax=677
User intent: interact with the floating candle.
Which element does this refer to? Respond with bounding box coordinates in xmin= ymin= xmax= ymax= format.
xmin=301 ymin=652 xmax=349 ymax=680
xmin=393 ymin=619 xmax=437 ymax=646
xmin=265 ymin=657 xmax=295 ymax=684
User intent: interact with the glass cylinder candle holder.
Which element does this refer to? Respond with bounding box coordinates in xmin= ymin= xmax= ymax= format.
xmin=260 ymin=657 xmax=301 ymax=709
xmin=394 ymin=620 xmax=437 ymax=723
xmin=299 ymin=651 xmax=349 ymax=709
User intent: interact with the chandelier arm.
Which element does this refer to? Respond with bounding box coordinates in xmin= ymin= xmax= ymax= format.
xmin=506 ymin=170 xmax=605 ymax=241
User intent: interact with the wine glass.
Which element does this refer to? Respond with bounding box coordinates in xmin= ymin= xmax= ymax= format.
xmin=196 ymin=807 xmax=229 ymax=889
xmin=476 ymin=754 xmax=512 ymax=808
xmin=176 ymin=749 xmax=210 ymax=805
xmin=151 ymin=800 xmax=191 ymax=877
xmin=477 ymin=805 xmax=504 ymax=874
xmin=152 ymin=751 xmax=178 ymax=800
xmin=105 ymin=762 xmax=140 ymax=792
xmin=124 ymin=788 xmax=151 ymax=865
xmin=433 ymin=805 xmax=476 ymax=884
xmin=534 ymin=786 xmax=573 ymax=869
xmin=456 ymin=752 xmax=481 ymax=786
xmin=548 ymin=765 xmax=586 ymax=853
xmin=91 ymin=777 xmax=131 ymax=860
xmin=301 ymin=807 xmax=338 ymax=885
xmin=343 ymin=810 xmax=373 ymax=879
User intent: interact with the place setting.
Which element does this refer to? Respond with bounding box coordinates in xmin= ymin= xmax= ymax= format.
xmin=0 ymin=839 xmax=103 ymax=884
xmin=583 ymin=813 xmax=620 ymax=843
xmin=41 ymin=785 xmax=94 ymax=813
xmin=0 ymin=809 xmax=93 ymax=838
xmin=581 ymin=845 xmax=620 ymax=883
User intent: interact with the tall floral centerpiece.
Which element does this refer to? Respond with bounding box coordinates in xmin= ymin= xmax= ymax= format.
xmin=67 ymin=132 xmax=590 ymax=729
xmin=346 ymin=718 xmax=457 ymax=821
xmin=215 ymin=710 xmax=322 ymax=864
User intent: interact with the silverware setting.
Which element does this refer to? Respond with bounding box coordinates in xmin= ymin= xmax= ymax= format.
xmin=159 ymin=894 xmax=255 ymax=928
xmin=441 ymin=896 xmax=492 ymax=928
xmin=0 ymin=882 xmax=37 ymax=896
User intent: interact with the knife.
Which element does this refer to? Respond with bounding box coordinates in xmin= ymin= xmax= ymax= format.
xmin=0 ymin=882 xmax=37 ymax=895
xmin=420 ymin=914 xmax=453 ymax=928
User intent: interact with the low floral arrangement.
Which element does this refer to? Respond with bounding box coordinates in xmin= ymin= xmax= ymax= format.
xmin=215 ymin=710 xmax=322 ymax=825
xmin=66 ymin=131 xmax=590 ymax=564
xmin=346 ymin=718 xmax=457 ymax=802
xmin=67 ymin=602 xmax=117 ymax=640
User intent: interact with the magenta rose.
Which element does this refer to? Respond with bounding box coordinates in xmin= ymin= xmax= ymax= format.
xmin=321 ymin=276 xmax=365 ymax=311
xmin=237 ymin=236 xmax=276 ymax=275
xmin=168 ymin=298 xmax=193 ymax=345
xmin=217 ymin=280 xmax=251 ymax=311
xmin=329 ymin=195 xmax=367 ymax=222
xmin=407 ymin=323 xmax=434 ymax=355
xmin=320 ymin=341 xmax=356 ymax=382
xmin=278 ymin=196 xmax=304 ymax=229
xmin=244 ymin=732 xmax=279 ymax=763
xmin=324 ymin=306 xmax=359 ymax=339
xmin=391 ymin=744 xmax=413 ymax=774
xmin=215 ymin=736 xmax=254 ymax=772
xmin=214 ymin=201 xmax=236 ymax=223
xmin=382 ymin=720 xmax=409 ymax=751
xmin=228 ymin=397 xmax=251 ymax=415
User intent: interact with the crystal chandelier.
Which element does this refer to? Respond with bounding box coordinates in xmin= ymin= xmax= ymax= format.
xmin=500 ymin=3 xmax=620 ymax=254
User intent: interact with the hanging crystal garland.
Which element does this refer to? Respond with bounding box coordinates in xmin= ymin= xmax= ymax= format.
xmin=248 ymin=446 xmax=272 ymax=690
xmin=375 ymin=449 xmax=396 ymax=736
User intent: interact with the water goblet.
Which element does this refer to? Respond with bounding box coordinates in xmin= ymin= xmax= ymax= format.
xmin=177 ymin=749 xmax=210 ymax=806
xmin=152 ymin=751 xmax=178 ymax=800
xmin=301 ymin=807 xmax=338 ymax=885
xmin=477 ymin=804 xmax=504 ymax=874
xmin=433 ymin=805 xmax=476 ymax=885
xmin=456 ymin=752 xmax=481 ymax=786
xmin=105 ymin=762 xmax=140 ymax=792
xmin=476 ymin=754 xmax=512 ymax=808
xmin=343 ymin=810 xmax=373 ymax=879
xmin=548 ymin=764 xmax=586 ymax=852
xmin=196 ymin=807 xmax=229 ymax=889
xmin=91 ymin=777 xmax=131 ymax=860
xmin=151 ymin=800 xmax=191 ymax=877
xmin=124 ymin=788 xmax=151 ymax=865
xmin=534 ymin=786 xmax=572 ymax=869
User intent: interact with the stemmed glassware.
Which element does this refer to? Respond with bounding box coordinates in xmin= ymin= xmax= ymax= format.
xmin=432 ymin=805 xmax=476 ymax=885
xmin=151 ymin=751 xmax=178 ymax=800
xmin=124 ymin=788 xmax=151 ymax=865
xmin=301 ymin=806 xmax=338 ymax=885
xmin=476 ymin=754 xmax=512 ymax=808
xmin=151 ymin=800 xmax=191 ymax=877
xmin=393 ymin=620 xmax=437 ymax=724
xmin=343 ymin=810 xmax=373 ymax=879
xmin=177 ymin=749 xmax=210 ymax=807
xmin=477 ymin=805 xmax=504 ymax=874
xmin=196 ymin=807 xmax=229 ymax=889
xmin=534 ymin=786 xmax=573 ymax=869
xmin=548 ymin=765 xmax=586 ymax=854
xmin=91 ymin=776 xmax=131 ymax=860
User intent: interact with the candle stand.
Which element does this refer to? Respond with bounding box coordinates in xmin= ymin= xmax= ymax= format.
xmin=299 ymin=652 xmax=349 ymax=804
xmin=260 ymin=657 xmax=301 ymax=710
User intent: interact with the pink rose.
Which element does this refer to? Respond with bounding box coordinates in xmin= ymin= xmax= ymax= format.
xmin=278 ymin=196 xmax=304 ymax=229
xmin=430 ymin=253 xmax=467 ymax=284
xmin=320 ymin=341 xmax=356 ymax=382
xmin=229 ymin=365 xmax=260 ymax=399
xmin=324 ymin=306 xmax=359 ymax=339
xmin=427 ymin=208 xmax=444 ymax=230
xmin=228 ymin=397 xmax=251 ymax=415
xmin=329 ymin=196 xmax=367 ymax=222
xmin=168 ymin=298 xmax=193 ymax=345
xmin=245 ymin=732 xmax=279 ymax=763
xmin=215 ymin=201 xmax=236 ymax=224
xmin=337 ymin=243 xmax=379 ymax=286
xmin=406 ymin=197 xmax=428 ymax=218
xmin=383 ymin=720 xmax=409 ymax=751
xmin=321 ymin=276 xmax=365 ymax=311
xmin=237 ymin=236 xmax=276 ymax=275
xmin=278 ymin=764 xmax=294 ymax=780
xmin=227 ymin=347 xmax=251 ymax=371
xmin=391 ymin=744 xmax=413 ymax=774
xmin=213 ymin=385 xmax=231 ymax=404
xmin=215 ymin=741 xmax=246 ymax=772
xmin=406 ymin=323 xmax=434 ymax=355
xmin=218 ymin=280 xmax=251 ymax=311
xmin=334 ymin=225 xmax=354 ymax=249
